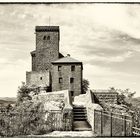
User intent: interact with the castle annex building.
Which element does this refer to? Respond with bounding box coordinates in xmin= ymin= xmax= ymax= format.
xmin=26 ymin=26 xmax=83 ymax=97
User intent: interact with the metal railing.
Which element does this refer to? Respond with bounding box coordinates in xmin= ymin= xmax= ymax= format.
xmin=94 ymin=110 xmax=133 ymax=137
xmin=132 ymin=127 xmax=140 ymax=136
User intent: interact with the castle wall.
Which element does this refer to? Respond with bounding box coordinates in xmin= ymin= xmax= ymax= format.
xmin=36 ymin=31 xmax=59 ymax=50
xmin=51 ymin=64 xmax=82 ymax=97
xmin=92 ymin=91 xmax=118 ymax=104
xmin=26 ymin=71 xmax=50 ymax=87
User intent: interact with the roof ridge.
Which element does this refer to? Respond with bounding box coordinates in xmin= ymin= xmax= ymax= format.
xmin=52 ymin=55 xmax=82 ymax=64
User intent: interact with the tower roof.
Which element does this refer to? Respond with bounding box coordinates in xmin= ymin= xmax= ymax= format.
xmin=52 ymin=54 xmax=82 ymax=64
xmin=35 ymin=26 xmax=59 ymax=32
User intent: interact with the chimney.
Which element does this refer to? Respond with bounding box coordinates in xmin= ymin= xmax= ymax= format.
xmin=67 ymin=54 xmax=70 ymax=57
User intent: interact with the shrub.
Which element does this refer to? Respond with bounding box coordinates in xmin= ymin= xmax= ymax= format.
xmin=82 ymin=79 xmax=89 ymax=94
xmin=0 ymin=100 xmax=52 ymax=137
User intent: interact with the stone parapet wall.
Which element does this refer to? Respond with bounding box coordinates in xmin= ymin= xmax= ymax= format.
xmin=63 ymin=109 xmax=73 ymax=131
xmin=92 ymin=90 xmax=118 ymax=104
xmin=26 ymin=71 xmax=50 ymax=87
xmin=32 ymin=90 xmax=73 ymax=131
xmin=86 ymin=103 xmax=103 ymax=131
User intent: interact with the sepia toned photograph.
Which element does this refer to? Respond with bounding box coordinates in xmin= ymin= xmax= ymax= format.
xmin=0 ymin=2 xmax=140 ymax=137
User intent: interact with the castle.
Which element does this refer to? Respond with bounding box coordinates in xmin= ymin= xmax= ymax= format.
xmin=26 ymin=26 xmax=83 ymax=98
xmin=26 ymin=25 xmax=118 ymax=104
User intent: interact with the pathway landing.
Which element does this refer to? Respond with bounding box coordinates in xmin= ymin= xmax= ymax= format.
xmin=26 ymin=131 xmax=96 ymax=138
xmin=73 ymin=121 xmax=92 ymax=131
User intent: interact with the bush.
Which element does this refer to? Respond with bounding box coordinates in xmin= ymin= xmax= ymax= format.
xmin=17 ymin=82 xmax=40 ymax=104
xmin=82 ymin=79 xmax=89 ymax=94
xmin=0 ymin=100 xmax=52 ymax=137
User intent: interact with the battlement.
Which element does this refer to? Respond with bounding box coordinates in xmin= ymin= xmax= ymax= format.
xmin=35 ymin=26 xmax=59 ymax=32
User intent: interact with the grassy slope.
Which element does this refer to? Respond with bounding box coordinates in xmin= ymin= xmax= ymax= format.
xmin=0 ymin=97 xmax=16 ymax=106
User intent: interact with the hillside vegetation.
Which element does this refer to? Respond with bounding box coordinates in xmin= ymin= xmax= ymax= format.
xmin=0 ymin=97 xmax=16 ymax=106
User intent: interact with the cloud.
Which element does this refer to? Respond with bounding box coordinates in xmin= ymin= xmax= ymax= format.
xmin=84 ymin=51 xmax=133 ymax=64
xmin=83 ymin=64 xmax=140 ymax=96
xmin=0 ymin=59 xmax=30 ymax=97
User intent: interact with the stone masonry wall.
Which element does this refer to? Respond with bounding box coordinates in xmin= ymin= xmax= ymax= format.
xmin=26 ymin=71 xmax=50 ymax=87
xmin=32 ymin=90 xmax=73 ymax=131
xmin=86 ymin=104 xmax=103 ymax=131
xmin=33 ymin=31 xmax=59 ymax=71
xmin=51 ymin=64 xmax=82 ymax=97
xmin=93 ymin=92 xmax=118 ymax=104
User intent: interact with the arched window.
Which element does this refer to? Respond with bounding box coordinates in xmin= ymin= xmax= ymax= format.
xmin=47 ymin=36 xmax=50 ymax=40
xmin=43 ymin=36 xmax=46 ymax=40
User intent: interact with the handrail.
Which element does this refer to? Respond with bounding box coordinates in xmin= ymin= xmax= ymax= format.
xmin=94 ymin=109 xmax=132 ymax=118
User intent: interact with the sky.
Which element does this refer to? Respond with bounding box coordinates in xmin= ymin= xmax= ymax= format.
xmin=0 ymin=3 xmax=140 ymax=97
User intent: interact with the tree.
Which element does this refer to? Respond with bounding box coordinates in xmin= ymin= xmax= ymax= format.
xmin=17 ymin=82 xmax=34 ymax=103
xmin=109 ymin=87 xmax=136 ymax=107
xmin=82 ymin=79 xmax=89 ymax=94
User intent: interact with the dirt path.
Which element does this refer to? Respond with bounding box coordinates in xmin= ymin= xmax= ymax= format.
xmin=26 ymin=131 xmax=97 ymax=138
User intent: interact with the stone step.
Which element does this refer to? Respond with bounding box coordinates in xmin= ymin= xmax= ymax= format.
xmin=73 ymin=109 xmax=86 ymax=111
xmin=73 ymin=110 xmax=86 ymax=112
xmin=73 ymin=107 xmax=86 ymax=109
xmin=73 ymin=108 xmax=86 ymax=110
xmin=73 ymin=115 xmax=87 ymax=117
xmin=74 ymin=127 xmax=92 ymax=131
xmin=73 ymin=110 xmax=86 ymax=113
xmin=74 ymin=118 xmax=87 ymax=120
xmin=73 ymin=113 xmax=87 ymax=116
xmin=74 ymin=118 xmax=87 ymax=121
xmin=73 ymin=106 xmax=86 ymax=109
xmin=73 ymin=114 xmax=87 ymax=118
xmin=73 ymin=106 xmax=88 ymax=122
xmin=73 ymin=110 xmax=87 ymax=113
xmin=73 ymin=113 xmax=86 ymax=116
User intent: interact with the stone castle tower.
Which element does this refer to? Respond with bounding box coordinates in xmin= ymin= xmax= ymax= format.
xmin=31 ymin=26 xmax=60 ymax=71
xmin=26 ymin=26 xmax=83 ymax=98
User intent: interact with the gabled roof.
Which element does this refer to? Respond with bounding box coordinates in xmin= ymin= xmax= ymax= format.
xmin=52 ymin=55 xmax=82 ymax=64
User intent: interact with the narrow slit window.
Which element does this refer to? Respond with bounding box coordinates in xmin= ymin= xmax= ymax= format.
xmin=71 ymin=65 xmax=75 ymax=71
xmin=58 ymin=66 xmax=62 ymax=71
xmin=59 ymin=77 xmax=63 ymax=83
xmin=43 ymin=36 xmax=46 ymax=40
xmin=40 ymin=77 xmax=42 ymax=80
xmin=47 ymin=36 xmax=50 ymax=40
xmin=71 ymin=91 xmax=74 ymax=96
xmin=70 ymin=78 xmax=74 ymax=83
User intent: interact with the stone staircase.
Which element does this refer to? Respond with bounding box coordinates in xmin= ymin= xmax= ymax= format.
xmin=73 ymin=106 xmax=92 ymax=131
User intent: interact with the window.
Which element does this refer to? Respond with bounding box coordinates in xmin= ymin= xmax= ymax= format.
xmin=70 ymin=91 xmax=74 ymax=96
xmin=59 ymin=77 xmax=63 ymax=83
xmin=58 ymin=66 xmax=62 ymax=71
xmin=43 ymin=36 xmax=46 ymax=40
xmin=71 ymin=65 xmax=75 ymax=71
xmin=47 ymin=36 xmax=50 ymax=40
xmin=70 ymin=78 xmax=74 ymax=83
xmin=40 ymin=77 xmax=42 ymax=80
